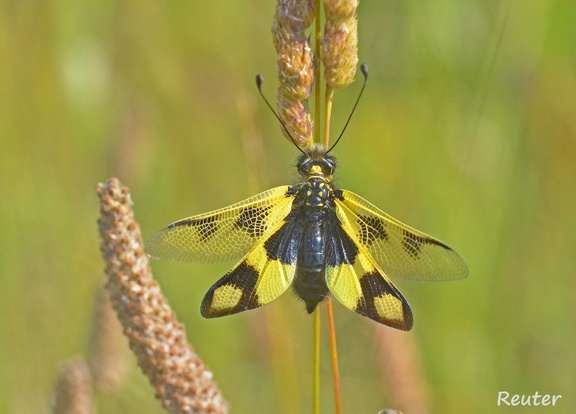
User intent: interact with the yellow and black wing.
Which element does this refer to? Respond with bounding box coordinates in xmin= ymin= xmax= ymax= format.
xmin=201 ymin=209 xmax=303 ymax=317
xmin=146 ymin=186 xmax=294 ymax=264
xmin=335 ymin=190 xmax=468 ymax=281
xmin=324 ymin=211 xmax=413 ymax=330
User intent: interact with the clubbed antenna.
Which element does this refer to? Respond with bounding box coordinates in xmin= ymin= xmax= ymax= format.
xmin=256 ymin=74 xmax=306 ymax=155
xmin=327 ymin=63 xmax=368 ymax=153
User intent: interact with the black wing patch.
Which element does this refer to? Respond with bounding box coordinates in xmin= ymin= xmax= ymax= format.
xmin=235 ymin=205 xmax=272 ymax=238
xmin=201 ymin=215 xmax=301 ymax=318
xmin=146 ymin=186 xmax=294 ymax=264
xmin=264 ymin=210 xmax=303 ymax=265
xmin=335 ymin=190 xmax=469 ymax=281
xmin=324 ymin=211 xmax=413 ymax=330
xmin=173 ymin=215 xmax=218 ymax=242
xmin=357 ymin=214 xmax=389 ymax=246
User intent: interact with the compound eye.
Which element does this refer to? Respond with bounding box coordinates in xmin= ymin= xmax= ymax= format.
xmin=323 ymin=159 xmax=336 ymax=175
xmin=298 ymin=158 xmax=312 ymax=174
xmin=327 ymin=164 xmax=335 ymax=175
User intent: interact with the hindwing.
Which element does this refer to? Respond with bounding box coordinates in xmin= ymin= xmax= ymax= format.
xmin=335 ymin=190 xmax=468 ymax=281
xmin=147 ymin=186 xmax=294 ymax=264
xmin=324 ymin=211 xmax=413 ymax=330
xmin=201 ymin=212 xmax=302 ymax=318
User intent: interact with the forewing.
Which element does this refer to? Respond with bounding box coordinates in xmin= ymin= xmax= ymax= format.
xmin=324 ymin=214 xmax=413 ymax=330
xmin=201 ymin=211 xmax=302 ymax=318
xmin=146 ymin=186 xmax=293 ymax=264
xmin=335 ymin=190 xmax=468 ymax=281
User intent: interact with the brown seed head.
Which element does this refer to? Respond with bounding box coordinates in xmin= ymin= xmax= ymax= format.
xmin=277 ymin=42 xmax=316 ymax=101
xmin=273 ymin=0 xmax=316 ymax=146
xmin=52 ymin=358 xmax=94 ymax=414
xmin=321 ymin=0 xmax=359 ymax=89
xmin=324 ymin=0 xmax=359 ymax=21
xmin=88 ymin=286 xmax=129 ymax=392
xmin=96 ymin=178 xmax=228 ymax=414
xmin=272 ymin=0 xmax=315 ymax=52
xmin=277 ymin=94 xmax=313 ymax=145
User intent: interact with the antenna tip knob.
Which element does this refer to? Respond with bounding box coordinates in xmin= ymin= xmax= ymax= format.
xmin=256 ymin=74 xmax=264 ymax=89
xmin=360 ymin=63 xmax=369 ymax=80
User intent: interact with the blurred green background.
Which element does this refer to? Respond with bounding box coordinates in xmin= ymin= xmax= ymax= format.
xmin=1 ymin=0 xmax=575 ymax=413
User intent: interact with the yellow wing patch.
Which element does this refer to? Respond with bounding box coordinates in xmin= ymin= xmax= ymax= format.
xmin=336 ymin=190 xmax=468 ymax=281
xmin=325 ymin=203 xmax=413 ymax=329
xmin=211 ymin=285 xmax=243 ymax=312
xmin=146 ymin=186 xmax=293 ymax=264
xmin=201 ymin=219 xmax=296 ymax=318
xmin=373 ymin=293 xmax=405 ymax=323
xmin=325 ymin=263 xmax=362 ymax=310
xmin=326 ymin=248 xmax=413 ymax=330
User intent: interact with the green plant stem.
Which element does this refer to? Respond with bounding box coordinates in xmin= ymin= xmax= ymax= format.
xmin=313 ymin=3 xmax=323 ymax=413
xmin=313 ymin=307 xmax=321 ymax=414
xmin=312 ymin=3 xmax=323 ymax=413
xmin=323 ymin=86 xmax=334 ymax=147
xmin=326 ymin=297 xmax=342 ymax=414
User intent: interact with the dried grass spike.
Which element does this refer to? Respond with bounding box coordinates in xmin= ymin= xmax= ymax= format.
xmin=277 ymin=96 xmax=313 ymax=144
xmin=321 ymin=16 xmax=359 ymax=89
xmin=277 ymin=42 xmax=315 ymax=100
xmin=52 ymin=358 xmax=94 ymax=414
xmin=324 ymin=0 xmax=358 ymax=22
xmin=96 ymin=178 xmax=228 ymax=414
xmin=374 ymin=327 xmax=429 ymax=414
xmin=88 ymin=285 xmax=129 ymax=392
xmin=272 ymin=0 xmax=315 ymax=53
xmin=300 ymin=0 xmax=316 ymax=28
xmin=273 ymin=0 xmax=316 ymax=146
